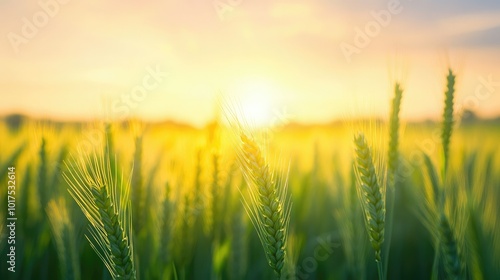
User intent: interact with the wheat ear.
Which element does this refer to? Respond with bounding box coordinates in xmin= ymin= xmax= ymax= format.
xmin=354 ymin=133 xmax=385 ymax=276
xmin=383 ymin=82 xmax=403 ymax=276
xmin=237 ymin=132 xmax=291 ymax=278
xmin=63 ymin=148 xmax=136 ymax=280
xmin=441 ymin=69 xmax=455 ymax=175
xmin=388 ymin=82 xmax=403 ymax=187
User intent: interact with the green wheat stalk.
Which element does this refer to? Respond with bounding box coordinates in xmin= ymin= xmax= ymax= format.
xmin=229 ymin=201 xmax=248 ymax=280
xmin=387 ymin=82 xmax=403 ymax=187
xmin=439 ymin=213 xmax=463 ymax=280
xmin=46 ymin=197 xmax=81 ymax=280
xmin=237 ymin=132 xmax=292 ymax=279
xmin=354 ymin=132 xmax=385 ymax=279
xmin=222 ymin=99 xmax=292 ymax=278
xmin=384 ymin=82 xmax=403 ymax=275
xmin=63 ymin=145 xmax=136 ymax=280
xmin=442 ymin=69 xmax=455 ymax=176
xmin=210 ymin=151 xmax=221 ymax=240
xmin=131 ymin=135 xmax=144 ymax=234
xmin=38 ymin=137 xmax=50 ymax=208
xmin=159 ymin=182 xmax=173 ymax=265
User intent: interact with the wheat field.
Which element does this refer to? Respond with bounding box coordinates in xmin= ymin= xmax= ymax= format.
xmin=1 ymin=72 xmax=500 ymax=280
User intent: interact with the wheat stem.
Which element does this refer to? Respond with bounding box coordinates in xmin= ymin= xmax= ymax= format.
xmin=131 ymin=135 xmax=144 ymax=234
xmin=384 ymin=82 xmax=403 ymax=276
xmin=46 ymin=198 xmax=81 ymax=280
xmin=159 ymin=182 xmax=172 ymax=265
xmin=439 ymin=213 xmax=463 ymax=280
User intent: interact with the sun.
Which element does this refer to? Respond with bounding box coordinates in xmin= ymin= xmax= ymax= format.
xmin=233 ymin=80 xmax=277 ymax=128
xmin=240 ymin=93 xmax=273 ymax=127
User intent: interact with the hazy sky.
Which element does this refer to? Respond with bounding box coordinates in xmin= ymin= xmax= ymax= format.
xmin=1 ymin=0 xmax=500 ymax=126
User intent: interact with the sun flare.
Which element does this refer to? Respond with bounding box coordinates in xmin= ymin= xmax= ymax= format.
xmin=233 ymin=80 xmax=278 ymax=128
xmin=240 ymin=94 xmax=273 ymax=127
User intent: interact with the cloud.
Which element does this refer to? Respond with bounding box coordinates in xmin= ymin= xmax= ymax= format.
xmin=439 ymin=11 xmax=500 ymax=37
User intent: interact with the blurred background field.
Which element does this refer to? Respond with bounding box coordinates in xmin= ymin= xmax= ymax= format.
xmin=0 ymin=113 xmax=499 ymax=279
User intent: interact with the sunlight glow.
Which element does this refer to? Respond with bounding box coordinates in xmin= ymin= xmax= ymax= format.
xmin=234 ymin=80 xmax=277 ymax=128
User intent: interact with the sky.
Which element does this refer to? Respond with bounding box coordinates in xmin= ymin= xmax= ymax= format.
xmin=1 ymin=0 xmax=500 ymax=127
